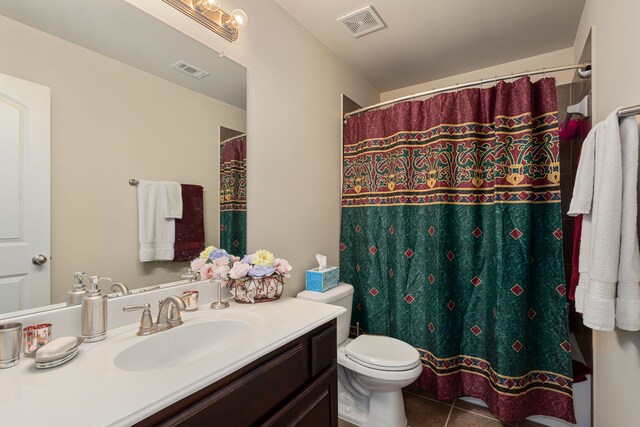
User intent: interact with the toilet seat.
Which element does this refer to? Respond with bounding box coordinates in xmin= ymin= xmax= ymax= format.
xmin=344 ymin=335 xmax=420 ymax=372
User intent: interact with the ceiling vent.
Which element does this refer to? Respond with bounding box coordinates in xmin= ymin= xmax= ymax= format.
xmin=171 ymin=61 xmax=209 ymax=79
xmin=337 ymin=6 xmax=386 ymax=38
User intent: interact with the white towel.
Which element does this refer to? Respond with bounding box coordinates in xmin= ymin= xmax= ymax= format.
xmin=162 ymin=181 xmax=183 ymax=219
xmin=570 ymin=110 xmax=623 ymax=331
xmin=137 ymin=180 xmax=176 ymax=262
xmin=568 ymin=122 xmax=597 ymax=216
xmin=575 ymin=216 xmax=591 ymax=313
xmin=568 ymin=122 xmax=597 ymax=313
xmin=616 ymin=116 xmax=640 ymax=331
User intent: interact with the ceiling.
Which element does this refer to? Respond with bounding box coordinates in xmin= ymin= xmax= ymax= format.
xmin=0 ymin=0 xmax=246 ymax=109
xmin=275 ymin=0 xmax=586 ymax=92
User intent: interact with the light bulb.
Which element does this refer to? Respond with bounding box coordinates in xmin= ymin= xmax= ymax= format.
xmin=229 ymin=8 xmax=248 ymax=30
xmin=194 ymin=0 xmax=222 ymax=12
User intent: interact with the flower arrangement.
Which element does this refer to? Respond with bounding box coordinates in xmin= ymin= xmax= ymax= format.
xmin=190 ymin=246 xmax=238 ymax=282
xmin=190 ymin=247 xmax=292 ymax=303
xmin=231 ymin=249 xmax=292 ymax=279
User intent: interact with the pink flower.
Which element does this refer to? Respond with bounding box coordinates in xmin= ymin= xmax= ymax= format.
xmin=212 ymin=257 xmax=230 ymax=267
xmin=213 ymin=265 xmax=230 ymax=279
xmin=229 ymin=261 xmax=251 ymax=279
xmin=231 ymin=256 xmax=241 ymax=263
xmin=190 ymin=258 xmax=206 ymax=273
xmin=275 ymin=258 xmax=292 ymax=276
xmin=200 ymin=263 xmax=216 ymax=280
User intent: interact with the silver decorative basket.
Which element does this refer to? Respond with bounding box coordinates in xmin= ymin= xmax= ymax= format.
xmin=227 ymin=275 xmax=285 ymax=303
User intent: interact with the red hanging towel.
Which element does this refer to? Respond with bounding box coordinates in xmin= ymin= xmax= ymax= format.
xmin=572 ymin=359 xmax=592 ymax=383
xmin=174 ymin=184 xmax=205 ymax=262
xmin=569 ymin=215 xmax=583 ymax=300
xmin=569 ymin=121 xmax=589 ymax=300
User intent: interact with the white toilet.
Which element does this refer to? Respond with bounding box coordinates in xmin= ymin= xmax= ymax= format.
xmin=298 ymin=284 xmax=422 ymax=427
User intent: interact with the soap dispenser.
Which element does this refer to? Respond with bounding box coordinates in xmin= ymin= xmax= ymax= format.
xmin=82 ymin=276 xmax=111 ymax=342
xmin=66 ymin=272 xmax=87 ymax=306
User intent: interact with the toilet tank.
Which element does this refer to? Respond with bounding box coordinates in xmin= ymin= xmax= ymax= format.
xmin=297 ymin=283 xmax=354 ymax=345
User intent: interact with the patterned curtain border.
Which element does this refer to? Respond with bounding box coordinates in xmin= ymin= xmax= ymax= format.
xmin=220 ymin=134 xmax=247 ymax=212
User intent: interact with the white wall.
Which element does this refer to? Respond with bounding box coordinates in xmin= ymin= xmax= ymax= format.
xmin=125 ymin=0 xmax=380 ymax=296
xmin=573 ymin=1 xmax=640 ymax=425
xmin=380 ymin=48 xmax=575 ymax=101
xmin=0 ymin=15 xmax=246 ymax=302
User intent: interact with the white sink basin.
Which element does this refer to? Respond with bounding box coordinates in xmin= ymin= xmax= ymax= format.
xmin=114 ymin=319 xmax=250 ymax=372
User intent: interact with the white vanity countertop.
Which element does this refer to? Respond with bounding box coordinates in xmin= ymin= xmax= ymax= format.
xmin=0 ymin=297 xmax=344 ymax=427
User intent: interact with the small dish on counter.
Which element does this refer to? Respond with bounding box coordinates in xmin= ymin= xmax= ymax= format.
xmin=34 ymin=337 xmax=84 ymax=369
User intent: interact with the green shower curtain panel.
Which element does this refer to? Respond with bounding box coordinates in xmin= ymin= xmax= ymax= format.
xmin=220 ymin=134 xmax=247 ymax=256
xmin=340 ymin=77 xmax=575 ymax=423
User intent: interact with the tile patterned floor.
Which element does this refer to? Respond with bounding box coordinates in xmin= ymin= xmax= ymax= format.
xmin=338 ymin=385 xmax=546 ymax=427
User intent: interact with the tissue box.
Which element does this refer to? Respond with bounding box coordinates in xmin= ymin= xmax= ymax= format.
xmin=305 ymin=267 xmax=340 ymax=292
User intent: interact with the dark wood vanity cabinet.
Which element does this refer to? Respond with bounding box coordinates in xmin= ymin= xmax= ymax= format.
xmin=135 ymin=319 xmax=338 ymax=427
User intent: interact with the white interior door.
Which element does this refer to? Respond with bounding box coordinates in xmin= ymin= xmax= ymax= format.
xmin=0 ymin=72 xmax=50 ymax=313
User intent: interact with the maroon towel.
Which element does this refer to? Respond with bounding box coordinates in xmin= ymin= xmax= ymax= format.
xmin=569 ymin=215 xmax=582 ymax=301
xmin=572 ymin=359 xmax=591 ymax=383
xmin=569 ymin=140 xmax=586 ymax=301
xmin=174 ymin=184 xmax=204 ymax=262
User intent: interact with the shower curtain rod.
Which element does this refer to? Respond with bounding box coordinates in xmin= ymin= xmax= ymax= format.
xmin=220 ymin=133 xmax=247 ymax=145
xmin=344 ymin=62 xmax=591 ymax=120
xmin=618 ymin=104 xmax=640 ymax=117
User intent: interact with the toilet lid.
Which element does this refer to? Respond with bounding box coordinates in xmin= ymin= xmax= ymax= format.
xmin=345 ymin=335 xmax=420 ymax=371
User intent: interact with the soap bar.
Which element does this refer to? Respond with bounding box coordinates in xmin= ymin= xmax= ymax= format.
xmin=36 ymin=336 xmax=78 ymax=359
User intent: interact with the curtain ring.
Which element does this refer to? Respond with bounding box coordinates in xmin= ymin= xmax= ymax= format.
xmin=510 ymin=72 xmax=514 ymax=83
xmin=455 ymin=82 xmax=459 ymax=93
xmin=543 ymin=67 xmax=546 ymax=79
xmin=480 ymin=77 xmax=483 ymax=90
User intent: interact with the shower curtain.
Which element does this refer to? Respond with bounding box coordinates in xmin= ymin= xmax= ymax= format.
xmin=220 ymin=134 xmax=247 ymax=256
xmin=340 ymin=77 xmax=575 ymax=423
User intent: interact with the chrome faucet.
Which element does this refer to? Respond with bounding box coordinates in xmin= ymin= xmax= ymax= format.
xmin=123 ymin=295 xmax=186 ymax=336
xmin=157 ymin=296 xmax=186 ymax=331
xmin=110 ymin=282 xmax=130 ymax=296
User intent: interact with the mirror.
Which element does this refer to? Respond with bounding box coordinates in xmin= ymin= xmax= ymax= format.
xmin=219 ymin=127 xmax=247 ymax=256
xmin=0 ymin=0 xmax=247 ymax=319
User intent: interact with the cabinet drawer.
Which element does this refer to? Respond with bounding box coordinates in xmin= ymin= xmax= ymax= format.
xmin=161 ymin=344 xmax=308 ymax=427
xmin=262 ymin=364 xmax=338 ymax=427
xmin=311 ymin=324 xmax=336 ymax=377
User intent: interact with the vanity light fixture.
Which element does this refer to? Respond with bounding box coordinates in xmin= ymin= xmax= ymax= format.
xmin=163 ymin=0 xmax=248 ymax=42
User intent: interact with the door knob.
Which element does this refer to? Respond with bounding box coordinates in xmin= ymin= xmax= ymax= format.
xmin=32 ymin=254 xmax=48 ymax=265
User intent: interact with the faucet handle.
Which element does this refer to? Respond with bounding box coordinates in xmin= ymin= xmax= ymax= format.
xmin=123 ymin=303 xmax=149 ymax=312
xmin=123 ymin=303 xmax=154 ymax=336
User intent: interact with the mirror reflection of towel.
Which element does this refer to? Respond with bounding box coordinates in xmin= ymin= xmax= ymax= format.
xmin=138 ymin=180 xmax=178 ymax=262
xmin=174 ymin=184 xmax=205 ymax=262
xmin=162 ymin=181 xmax=183 ymax=219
